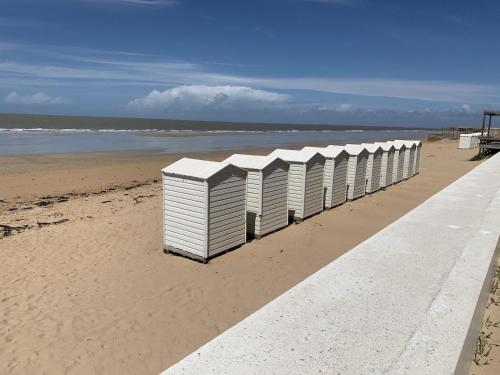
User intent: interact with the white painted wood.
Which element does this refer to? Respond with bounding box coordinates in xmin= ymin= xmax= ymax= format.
xmin=459 ymin=133 xmax=481 ymax=149
xmin=373 ymin=142 xmax=395 ymax=188
xmin=269 ymin=149 xmax=325 ymax=220
xmin=414 ymin=143 xmax=422 ymax=174
xmin=389 ymin=143 xmax=406 ymax=183
xmin=330 ymin=151 xmax=349 ymax=207
xmin=223 ymin=154 xmax=289 ymax=237
xmin=361 ymin=144 xmax=383 ymax=194
xmin=163 ymin=174 xmax=207 ymax=258
xmin=287 ymin=162 xmax=306 ymax=219
xmin=303 ymin=155 xmax=325 ymax=218
xmin=163 ymin=158 xmax=247 ymax=261
xmin=261 ymin=163 xmax=289 ymax=236
xmin=208 ymin=166 xmax=247 ymax=256
xmin=344 ymin=145 xmax=369 ymax=200
xmin=394 ymin=140 xmax=417 ymax=179
xmin=302 ymin=146 xmax=349 ymax=209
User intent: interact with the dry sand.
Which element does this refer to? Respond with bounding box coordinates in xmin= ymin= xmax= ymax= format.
xmin=0 ymin=140 xmax=485 ymax=374
xmin=470 ymin=255 xmax=500 ymax=375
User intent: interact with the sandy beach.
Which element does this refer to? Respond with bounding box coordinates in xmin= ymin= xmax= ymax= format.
xmin=0 ymin=139 xmax=485 ymax=374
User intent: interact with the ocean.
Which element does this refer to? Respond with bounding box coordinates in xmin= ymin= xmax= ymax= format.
xmin=0 ymin=114 xmax=430 ymax=155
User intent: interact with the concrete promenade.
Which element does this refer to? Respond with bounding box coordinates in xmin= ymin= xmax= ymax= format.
xmin=161 ymin=153 xmax=500 ymax=375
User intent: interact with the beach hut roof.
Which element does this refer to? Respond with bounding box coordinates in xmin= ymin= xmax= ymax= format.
xmin=373 ymin=142 xmax=396 ymax=152
xmin=343 ymin=144 xmax=366 ymax=156
xmin=269 ymin=148 xmax=322 ymax=163
xmin=361 ymin=143 xmax=383 ymax=153
xmin=394 ymin=139 xmax=417 ymax=148
xmin=325 ymin=145 xmax=348 ymax=158
xmin=388 ymin=140 xmax=407 ymax=150
xmin=302 ymin=145 xmax=349 ymax=159
xmin=223 ymin=154 xmax=286 ymax=170
xmin=300 ymin=146 xmax=334 ymax=158
xmin=162 ymin=158 xmax=238 ymax=179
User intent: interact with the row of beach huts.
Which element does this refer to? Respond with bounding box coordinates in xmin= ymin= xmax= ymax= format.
xmin=162 ymin=139 xmax=423 ymax=262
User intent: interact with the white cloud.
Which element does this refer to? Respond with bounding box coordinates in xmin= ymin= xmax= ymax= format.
xmin=244 ymin=77 xmax=496 ymax=104
xmin=462 ymin=103 xmax=471 ymax=113
xmin=0 ymin=42 xmax=498 ymax=105
xmin=336 ymin=103 xmax=353 ymax=112
xmin=129 ymin=85 xmax=289 ymax=111
xmin=317 ymin=103 xmax=355 ymax=112
xmin=5 ymin=92 xmax=67 ymax=105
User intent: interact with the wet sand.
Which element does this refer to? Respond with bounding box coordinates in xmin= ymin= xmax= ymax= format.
xmin=0 ymin=139 xmax=484 ymax=374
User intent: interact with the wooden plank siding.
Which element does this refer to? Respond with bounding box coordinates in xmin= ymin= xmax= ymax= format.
xmin=402 ymin=147 xmax=415 ymax=179
xmin=392 ymin=149 xmax=406 ymax=183
xmin=287 ymin=163 xmax=306 ymax=220
xmin=365 ymin=150 xmax=383 ymax=194
xmin=322 ymin=158 xmax=335 ymax=209
xmin=414 ymin=146 xmax=422 ymax=174
xmin=208 ymin=166 xmax=247 ymax=257
xmin=330 ymin=153 xmax=349 ymax=207
xmin=347 ymin=151 xmax=368 ymax=200
xmin=163 ymin=175 xmax=207 ymax=258
xmin=303 ymin=156 xmax=325 ymax=218
xmin=407 ymin=148 xmax=416 ymax=177
xmin=380 ymin=150 xmax=395 ymax=188
xmin=245 ymin=170 xmax=262 ymax=235
xmin=260 ymin=162 xmax=289 ymax=236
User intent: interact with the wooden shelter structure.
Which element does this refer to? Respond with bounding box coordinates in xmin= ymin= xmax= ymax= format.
xmin=480 ymin=111 xmax=500 ymax=153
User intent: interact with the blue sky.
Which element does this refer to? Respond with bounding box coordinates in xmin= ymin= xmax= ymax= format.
xmin=1 ymin=0 xmax=499 ymax=127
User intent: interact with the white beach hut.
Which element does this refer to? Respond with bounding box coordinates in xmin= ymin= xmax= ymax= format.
xmin=223 ymin=154 xmax=289 ymax=238
xmin=361 ymin=143 xmax=383 ymax=194
xmin=343 ymin=144 xmax=369 ymax=201
xmin=269 ymin=149 xmax=325 ymax=221
xmin=302 ymin=145 xmax=349 ymax=209
xmin=373 ymin=142 xmax=396 ymax=188
xmin=458 ymin=134 xmax=472 ymax=149
xmin=458 ymin=133 xmax=481 ymax=149
xmin=395 ymin=140 xmax=417 ymax=179
xmin=162 ymin=158 xmax=247 ymax=262
xmin=389 ymin=141 xmax=406 ymax=184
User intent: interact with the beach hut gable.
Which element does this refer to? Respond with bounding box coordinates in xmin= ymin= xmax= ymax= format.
xmin=260 ymin=161 xmax=289 ymax=235
xmin=223 ymin=154 xmax=289 ymax=237
xmin=344 ymin=145 xmax=369 ymax=200
xmin=302 ymin=146 xmax=349 ymax=208
xmin=374 ymin=142 xmax=396 ymax=188
xmin=303 ymin=154 xmax=325 ymax=218
xmin=269 ymin=149 xmax=325 ymax=220
xmin=162 ymin=158 xmax=247 ymax=261
xmin=330 ymin=150 xmax=349 ymax=207
xmin=389 ymin=142 xmax=407 ymax=184
xmin=287 ymin=162 xmax=307 ymax=219
xmin=207 ymin=165 xmax=247 ymax=257
xmin=361 ymin=144 xmax=383 ymax=194
xmin=401 ymin=140 xmax=423 ymax=175
xmin=163 ymin=174 xmax=207 ymax=259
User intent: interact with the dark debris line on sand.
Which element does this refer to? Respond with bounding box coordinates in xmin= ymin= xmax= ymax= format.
xmin=0 ymin=177 xmax=162 ymax=239
xmin=0 ymin=219 xmax=70 ymax=239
